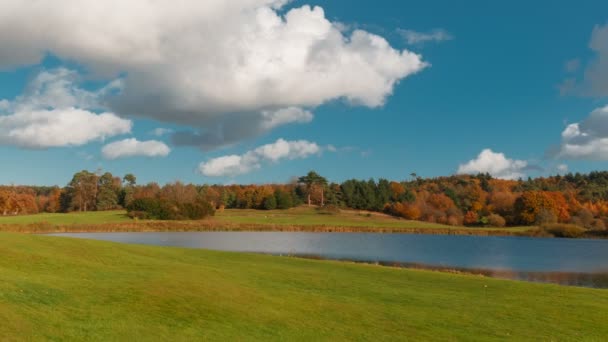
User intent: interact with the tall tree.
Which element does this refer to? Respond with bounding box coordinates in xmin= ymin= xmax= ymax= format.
xmin=97 ymin=172 xmax=120 ymax=210
xmin=67 ymin=170 xmax=98 ymax=212
xmin=298 ymin=171 xmax=328 ymax=206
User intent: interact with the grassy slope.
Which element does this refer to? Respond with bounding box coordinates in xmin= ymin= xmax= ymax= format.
xmin=0 ymin=233 xmax=606 ymax=340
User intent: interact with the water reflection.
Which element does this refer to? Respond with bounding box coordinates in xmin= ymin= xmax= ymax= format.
xmin=47 ymin=232 xmax=608 ymax=288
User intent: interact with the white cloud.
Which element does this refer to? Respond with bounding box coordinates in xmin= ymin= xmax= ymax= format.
xmin=150 ymin=128 xmax=173 ymax=137
xmin=458 ymin=149 xmax=528 ymax=180
xmin=556 ymin=105 xmax=608 ymax=160
xmin=199 ymin=155 xmax=259 ymax=177
xmin=0 ymin=1 xmax=428 ymax=149
xmin=102 ymin=138 xmax=170 ymax=159
xmin=0 ymin=68 xmax=131 ymax=148
xmin=260 ymin=107 xmax=314 ymax=130
xmin=398 ymin=28 xmax=453 ymax=45
xmin=199 ymin=138 xmax=321 ymax=177
xmin=0 ymin=108 xmax=131 ymax=148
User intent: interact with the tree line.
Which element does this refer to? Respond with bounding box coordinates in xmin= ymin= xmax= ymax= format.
xmin=3 ymin=170 xmax=608 ymax=229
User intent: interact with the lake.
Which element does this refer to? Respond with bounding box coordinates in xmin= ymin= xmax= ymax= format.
xmin=48 ymin=232 xmax=608 ymax=288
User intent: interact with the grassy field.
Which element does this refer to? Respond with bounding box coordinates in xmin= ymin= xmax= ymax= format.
xmin=215 ymin=207 xmax=459 ymax=229
xmin=0 ymin=210 xmax=131 ymax=225
xmin=0 ymin=232 xmax=606 ymax=340
xmin=0 ymin=207 xmax=529 ymax=234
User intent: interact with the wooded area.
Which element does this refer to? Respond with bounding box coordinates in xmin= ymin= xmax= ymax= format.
xmin=3 ymin=170 xmax=608 ymax=229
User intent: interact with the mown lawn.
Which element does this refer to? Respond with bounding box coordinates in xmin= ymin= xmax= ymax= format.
xmin=0 ymin=233 xmax=606 ymax=340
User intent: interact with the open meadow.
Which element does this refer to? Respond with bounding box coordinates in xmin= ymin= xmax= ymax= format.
xmin=0 ymin=207 xmax=530 ymax=235
xmin=0 ymin=232 xmax=606 ymax=340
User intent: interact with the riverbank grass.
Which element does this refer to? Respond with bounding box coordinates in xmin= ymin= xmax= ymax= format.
xmin=0 ymin=232 xmax=606 ymax=340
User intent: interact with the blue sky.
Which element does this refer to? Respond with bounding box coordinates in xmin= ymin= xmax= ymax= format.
xmin=1 ymin=0 xmax=608 ymax=186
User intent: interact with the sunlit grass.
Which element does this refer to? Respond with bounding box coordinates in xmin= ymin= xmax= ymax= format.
xmin=0 ymin=232 xmax=605 ymax=340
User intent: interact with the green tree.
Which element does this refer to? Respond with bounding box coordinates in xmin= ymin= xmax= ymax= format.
xmin=262 ymin=195 xmax=277 ymax=210
xmin=275 ymin=189 xmax=294 ymax=209
xmin=123 ymin=174 xmax=137 ymax=186
xmin=298 ymin=171 xmax=328 ymax=206
xmin=97 ymin=172 xmax=119 ymax=211
xmin=67 ymin=170 xmax=98 ymax=212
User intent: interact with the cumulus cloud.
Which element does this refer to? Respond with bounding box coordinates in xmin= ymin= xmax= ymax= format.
xmin=560 ymin=23 xmax=608 ymax=96
xmin=260 ymin=107 xmax=314 ymax=130
xmin=457 ymin=149 xmax=528 ymax=180
xmin=199 ymin=138 xmax=321 ymax=177
xmin=0 ymin=109 xmax=131 ymax=148
xmin=102 ymin=138 xmax=171 ymax=159
xmin=398 ymin=28 xmax=453 ymax=45
xmin=556 ymin=106 xmax=608 ymax=160
xmin=0 ymin=1 xmax=428 ymax=149
xmin=0 ymin=69 xmax=131 ymax=148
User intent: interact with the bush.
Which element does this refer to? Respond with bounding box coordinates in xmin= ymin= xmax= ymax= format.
xmin=576 ymin=208 xmax=595 ymax=228
xmin=175 ymin=201 xmax=215 ymax=220
xmin=542 ymin=223 xmax=586 ymax=238
xmin=127 ymin=210 xmax=150 ymax=220
xmin=262 ymin=195 xmax=277 ymax=210
xmin=591 ymin=219 xmax=606 ymax=231
xmin=127 ymin=198 xmax=214 ymax=220
xmin=487 ymin=214 xmax=506 ymax=227
xmin=275 ymin=190 xmax=294 ymax=209
xmin=447 ymin=215 xmax=463 ymax=226
xmin=535 ymin=209 xmax=558 ymax=225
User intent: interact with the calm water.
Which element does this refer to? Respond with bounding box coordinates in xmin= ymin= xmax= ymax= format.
xmin=48 ymin=232 xmax=608 ymax=287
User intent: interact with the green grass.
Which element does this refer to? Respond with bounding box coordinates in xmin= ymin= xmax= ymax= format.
xmin=0 ymin=233 xmax=606 ymax=340
xmin=0 ymin=207 xmax=529 ymax=234
xmin=215 ymin=207 xmax=529 ymax=231
xmin=0 ymin=210 xmax=130 ymax=225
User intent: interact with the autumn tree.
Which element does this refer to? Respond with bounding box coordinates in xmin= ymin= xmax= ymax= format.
xmin=514 ymin=191 xmax=560 ymax=225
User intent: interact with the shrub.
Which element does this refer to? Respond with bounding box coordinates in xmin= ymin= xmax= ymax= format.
xmin=447 ymin=215 xmax=463 ymax=226
xmin=576 ymin=208 xmax=595 ymax=228
xmin=127 ymin=211 xmax=150 ymax=220
xmin=262 ymin=195 xmax=277 ymax=210
xmin=535 ymin=209 xmax=558 ymax=225
xmin=463 ymin=211 xmax=478 ymax=226
xmin=487 ymin=214 xmax=506 ymax=227
xmin=542 ymin=223 xmax=586 ymax=238
xmin=127 ymin=198 xmax=214 ymax=220
xmin=175 ymin=201 xmax=215 ymax=220
xmin=591 ymin=219 xmax=606 ymax=231
xmin=274 ymin=190 xmax=294 ymax=209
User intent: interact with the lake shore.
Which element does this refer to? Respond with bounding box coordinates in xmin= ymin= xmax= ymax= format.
xmin=1 ymin=208 xmax=606 ymax=239
xmin=1 ymin=220 xmax=606 ymax=239
xmin=0 ymin=220 xmax=529 ymax=236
